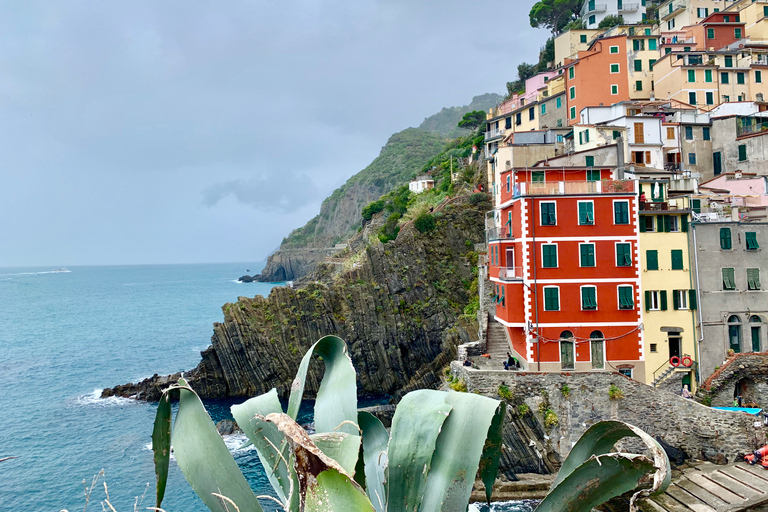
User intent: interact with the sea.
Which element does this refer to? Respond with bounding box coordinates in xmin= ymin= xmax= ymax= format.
xmin=0 ymin=263 xmax=534 ymax=512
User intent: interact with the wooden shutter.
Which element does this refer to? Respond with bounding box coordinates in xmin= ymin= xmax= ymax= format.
xmin=689 ymin=290 xmax=697 ymax=310
xmin=645 ymin=290 xmax=651 ymax=311
xmin=645 ymin=151 xmax=651 ymax=164
xmin=673 ymin=290 xmax=680 ymax=310
xmin=634 ymin=123 xmax=645 ymax=143
xmin=681 ymin=215 xmax=688 ymax=232
xmin=660 ymin=290 xmax=668 ymax=310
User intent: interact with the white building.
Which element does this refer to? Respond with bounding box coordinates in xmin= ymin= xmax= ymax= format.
xmin=409 ymin=176 xmax=435 ymax=194
xmin=581 ymin=0 xmax=646 ymax=29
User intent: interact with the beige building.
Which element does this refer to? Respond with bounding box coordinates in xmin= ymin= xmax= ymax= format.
xmin=554 ymin=29 xmax=604 ymax=67
xmin=659 ymin=0 xmax=737 ymax=31
xmin=653 ymin=51 xmax=720 ymax=107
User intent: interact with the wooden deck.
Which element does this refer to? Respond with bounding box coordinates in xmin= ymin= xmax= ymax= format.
xmin=641 ymin=461 xmax=768 ymax=512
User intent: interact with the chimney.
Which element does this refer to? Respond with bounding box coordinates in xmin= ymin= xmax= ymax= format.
xmin=757 ymin=93 xmax=765 ymax=102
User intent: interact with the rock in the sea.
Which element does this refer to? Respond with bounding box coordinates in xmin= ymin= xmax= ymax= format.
xmin=215 ymin=419 xmax=242 ymax=436
xmin=238 ymin=275 xmax=254 ymax=283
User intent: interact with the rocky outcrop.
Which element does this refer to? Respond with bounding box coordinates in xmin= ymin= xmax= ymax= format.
xmin=253 ymin=248 xmax=340 ymax=282
xmin=105 ymin=197 xmax=488 ymax=402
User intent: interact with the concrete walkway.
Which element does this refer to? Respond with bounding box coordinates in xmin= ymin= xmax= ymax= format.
xmin=642 ymin=461 xmax=768 ymax=512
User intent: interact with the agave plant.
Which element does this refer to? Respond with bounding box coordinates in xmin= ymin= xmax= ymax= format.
xmin=152 ymin=335 xmax=506 ymax=511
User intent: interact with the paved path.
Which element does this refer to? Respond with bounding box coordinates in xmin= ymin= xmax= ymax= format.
xmin=642 ymin=461 xmax=768 ymax=512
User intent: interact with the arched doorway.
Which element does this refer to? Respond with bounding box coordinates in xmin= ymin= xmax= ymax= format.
xmin=727 ymin=315 xmax=742 ymax=353
xmin=560 ymin=331 xmax=574 ymax=370
xmin=590 ymin=331 xmax=604 ymax=369
xmin=734 ymin=377 xmax=757 ymax=407
xmin=749 ymin=315 xmax=762 ymax=352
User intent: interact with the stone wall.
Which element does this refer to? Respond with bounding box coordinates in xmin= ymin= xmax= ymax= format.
xmin=450 ymin=363 xmax=766 ymax=471
xmin=701 ymin=352 xmax=768 ymax=408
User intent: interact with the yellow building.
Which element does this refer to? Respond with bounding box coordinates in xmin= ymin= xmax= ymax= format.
xmin=637 ymin=181 xmax=699 ymax=392
xmin=653 ymin=51 xmax=720 ymax=107
xmin=554 ymin=29 xmax=604 ymax=67
xmin=658 ymin=0 xmax=733 ymax=31
xmin=727 ymin=0 xmax=768 ymax=40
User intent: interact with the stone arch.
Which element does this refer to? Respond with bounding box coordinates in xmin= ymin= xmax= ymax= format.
xmin=734 ymin=377 xmax=758 ymax=407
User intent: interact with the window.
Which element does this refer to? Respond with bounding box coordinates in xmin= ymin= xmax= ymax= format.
xmin=703 ymin=127 xmax=710 ymax=140
xmin=611 ymin=84 xmax=619 ymax=95
xmin=614 ymin=201 xmax=629 ymax=224
xmin=633 ymin=39 xmax=645 ymax=51
xmin=649 ymin=39 xmax=657 ymax=51
xmin=634 ymin=60 xmax=643 ymax=72
xmin=671 ymin=249 xmax=684 ymax=270
xmin=544 ymin=287 xmax=560 ymax=310
xmin=728 ymin=315 xmax=742 ymax=353
xmin=685 ymin=126 xmax=693 ymax=140
xmin=613 ymin=130 xmax=620 ymax=140
xmin=569 ymin=86 xmax=575 ymax=99
xmin=737 ymin=72 xmax=745 ymax=85
xmin=645 ymin=290 xmax=666 ymax=311
xmin=542 ymin=244 xmax=558 ymax=268
xmin=578 ymin=202 xmax=594 ymax=225
xmin=650 ymin=343 xmax=657 ymax=353
xmin=735 ymin=28 xmax=742 ymax=39
xmin=516 ymin=113 xmax=522 ymax=125
xmin=688 ymin=153 xmax=696 ymax=165
xmin=668 ymin=19 xmax=675 ymax=30
xmin=636 ymin=80 xmax=643 ymax=91
xmin=581 ymin=286 xmax=597 ymax=310
xmin=705 ymin=69 xmax=712 ymax=83
xmin=569 ymin=67 xmax=574 ymax=80
xmin=668 ymin=215 xmax=680 ymax=232
xmin=586 ymin=156 xmax=595 ymax=168
xmin=541 ymin=103 xmax=546 ymax=115
xmin=580 ymin=34 xmax=587 ymax=43
xmin=579 ymin=131 xmax=582 ymax=145
xmin=673 ymin=290 xmax=688 ymax=310
xmin=580 ymin=243 xmax=596 ymax=267
xmin=610 ymin=45 xmax=619 ymax=54
xmin=702 ymin=91 xmax=713 ymax=105
xmin=649 ymin=58 xmax=656 ymax=70
xmin=556 ymin=96 xmax=562 ymax=108
xmin=746 ymin=232 xmax=759 ymax=250
xmin=698 ymin=7 xmax=709 ymax=18
xmin=721 ymin=72 xmax=729 ymax=84
xmin=688 ymin=69 xmax=696 ymax=83
xmin=570 ymin=106 xmax=576 ymax=119
xmin=640 ymin=215 xmax=655 ymax=233
xmin=634 ymin=123 xmax=644 ymax=143
xmin=764 ymin=5 xmax=768 ymax=17
xmin=666 ymin=127 xmax=675 ymax=139
xmin=689 ymin=92 xmax=697 ymax=105
xmin=541 ymin=202 xmax=556 ymax=225
xmin=528 ymin=107 xmax=534 ymax=121
xmin=723 ymin=95 xmax=730 ymax=102
xmin=590 ymin=331 xmax=604 ymax=369
xmin=725 ymin=54 xmax=733 ymax=66
xmin=505 ymin=117 xmax=512 ymax=130
xmin=750 ymin=315 xmax=762 ymax=352
xmin=610 ymin=63 xmax=620 ymax=74
xmin=723 ymin=267 xmax=736 ymax=290
xmin=748 ymin=268 xmax=761 ymax=290
xmin=757 ymin=70 xmax=763 ymax=84
xmin=646 ymin=249 xmax=658 ymax=270
xmin=531 ymin=171 xmax=545 ymax=182
xmin=589 ymin=14 xmax=595 ymax=25
xmin=584 ymin=130 xmax=590 ymax=143
xmin=720 ymin=227 xmax=732 ymax=249
xmin=560 ymin=332 xmax=574 ymax=369
xmin=616 ymin=243 xmax=632 ymax=266
xmin=739 ymin=144 xmax=747 ymax=161
xmin=618 ymin=286 xmax=634 ymax=310
xmin=707 ymin=27 xmax=715 ymax=39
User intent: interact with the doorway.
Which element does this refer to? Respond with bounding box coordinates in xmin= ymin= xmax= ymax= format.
xmin=668 ymin=332 xmax=681 ymax=359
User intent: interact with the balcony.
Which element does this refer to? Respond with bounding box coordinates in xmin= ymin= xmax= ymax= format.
xmin=661 ymin=2 xmax=685 ymax=21
xmin=640 ymin=201 xmax=669 ymax=212
xmin=486 ymin=227 xmax=513 ymax=243
xmin=485 ymin=128 xmax=505 ymax=141
xmin=587 ymin=3 xmax=607 ymax=13
xmin=664 ymin=163 xmax=680 ymax=172
xmin=499 ymin=267 xmax=524 ymax=281
xmin=619 ymin=2 xmax=639 ymax=12
xmin=515 ymin=179 xmax=635 ymax=197
xmin=736 ymin=117 xmax=768 ymax=138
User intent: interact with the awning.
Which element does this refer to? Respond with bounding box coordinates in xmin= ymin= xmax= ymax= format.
xmin=712 ymin=407 xmax=763 ymax=416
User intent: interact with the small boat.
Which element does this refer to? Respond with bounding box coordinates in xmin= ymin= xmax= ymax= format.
xmin=51 ymin=268 xmax=71 ymax=273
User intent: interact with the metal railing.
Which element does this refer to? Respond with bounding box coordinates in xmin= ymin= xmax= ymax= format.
xmin=516 ymin=180 xmax=635 ymax=197
xmin=486 ymin=227 xmax=513 ymax=242
xmin=736 ymin=118 xmax=768 ymax=137
xmin=587 ymin=3 xmax=607 ymax=12
xmin=484 ymin=128 xmax=505 ymax=141
xmin=664 ymin=163 xmax=680 ymax=172
xmin=498 ymin=267 xmax=524 ymax=281
xmin=619 ymin=2 xmax=639 ymax=11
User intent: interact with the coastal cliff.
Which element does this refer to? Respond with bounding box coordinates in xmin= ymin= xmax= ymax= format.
xmin=104 ymin=195 xmax=489 ymax=401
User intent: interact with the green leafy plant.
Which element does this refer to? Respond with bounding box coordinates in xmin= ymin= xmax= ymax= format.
xmin=414 ymin=212 xmax=436 ymax=233
xmin=544 ymin=409 xmax=559 ymax=428
xmin=609 ymin=384 xmax=625 ymax=400
xmin=498 ymin=384 xmax=513 ymax=401
xmin=449 ymin=378 xmax=468 ymax=393
xmin=518 ymin=403 xmax=530 ymax=416
xmin=560 ymin=384 xmax=571 ymax=399
xmin=151 ymin=336 xmax=505 ymax=512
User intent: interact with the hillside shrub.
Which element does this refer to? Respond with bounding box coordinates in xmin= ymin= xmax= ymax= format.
xmin=361 ymin=200 xmax=385 ymax=221
xmin=414 ymin=212 xmax=436 ymax=233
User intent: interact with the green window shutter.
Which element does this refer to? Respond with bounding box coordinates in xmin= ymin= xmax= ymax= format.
xmin=586 ymin=156 xmax=595 ymax=167
xmin=543 ymin=245 xmax=557 ymax=268
xmin=739 ymin=144 xmax=747 ymax=161
xmin=581 ymin=244 xmax=595 ymax=267
xmin=688 ymin=69 xmax=695 ymax=82
xmin=647 ymin=250 xmax=658 ymax=270
xmin=659 ymin=290 xmax=668 ymax=311
xmin=657 ymin=216 xmax=665 ymax=232
xmin=545 ymin=288 xmax=559 ymax=310
xmin=748 ymin=268 xmax=761 ymax=290
xmin=579 ymin=203 xmax=594 ymax=224
xmin=645 ymin=290 xmax=651 ymax=311
xmin=582 ymin=287 xmax=597 ymax=309
xmin=681 ymin=215 xmax=689 ymax=232
xmin=720 ymin=227 xmax=732 ymax=249
xmin=617 ymin=243 xmax=631 ymax=266
xmin=614 ymin=202 xmax=629 ymax=224
xmin=671 ymin=249 xmax=684 ymax=270
xmin=673 ymin=290 xmax=680 ymax=310
xmin=691 ymin=199 xmax=701 ymax=213
xmin=619 ymin=287 xmax=634 ymax=309
xmin=639 ymin=219 xmax=646 ymax=233
xmin=664 ymin=215 xmax=672 ymax=232
xmin=723 ymin=268 xmax=736 ymax=290
xmin=689 ymin=290 xmax=697 ymax=310
xmin=635 ymin=60 xmax=642 ymax=72
xmin=746 ymin=231 xmax=759 ymax=250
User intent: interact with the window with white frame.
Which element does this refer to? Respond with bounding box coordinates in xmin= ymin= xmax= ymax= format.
xmin=647 ymin=290 xmax=660 ymax=310
xmin=668 ymin=215 xmax=680 ymax=232
xmin=544 ymin=286 xmax=560 ymax=311
xmin=673 ymin=289 xmax=688 ymax=310
xmin=581 ymin=285 xmax=598 ymax=310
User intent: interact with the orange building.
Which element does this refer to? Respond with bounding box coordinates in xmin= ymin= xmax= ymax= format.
xmin=684 ymin=12 xmax=745 ymax=51
xmin=488 ymin=167 xmax=644 ymax=379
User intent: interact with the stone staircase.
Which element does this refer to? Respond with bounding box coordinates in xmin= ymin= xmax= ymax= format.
xmin=473 ymin=315 xmax=512 ymax=370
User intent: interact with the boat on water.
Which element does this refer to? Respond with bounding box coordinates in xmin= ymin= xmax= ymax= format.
xmin=50 ymin=268 xmax=71 ymax=273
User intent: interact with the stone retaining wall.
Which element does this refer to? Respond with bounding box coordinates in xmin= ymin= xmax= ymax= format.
xmin=450 ymin=363 xmax=766 ymax=469
xmin=701 ymin=352 xmax=768 ymax=408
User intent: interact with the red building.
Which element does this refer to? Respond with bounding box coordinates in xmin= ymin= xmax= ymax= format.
xmin=487 ymin=166 xmax=645 ymax=379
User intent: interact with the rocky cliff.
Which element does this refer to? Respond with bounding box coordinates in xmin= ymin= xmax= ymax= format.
xmin=104 ymin=195 xmax=490 ymax=401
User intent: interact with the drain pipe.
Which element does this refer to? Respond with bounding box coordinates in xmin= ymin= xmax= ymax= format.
xmin=691 ymin=223 xmax=704 ymax=385
xmin=531 ymin=196 xmax=541 ymax=371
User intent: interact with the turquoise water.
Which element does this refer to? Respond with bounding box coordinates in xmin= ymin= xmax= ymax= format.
xmin=0 ymin=263 xmax=530 ymax=511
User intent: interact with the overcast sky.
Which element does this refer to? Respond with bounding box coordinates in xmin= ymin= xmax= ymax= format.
xmin=0 ymin=1 xmax=543 ymax=267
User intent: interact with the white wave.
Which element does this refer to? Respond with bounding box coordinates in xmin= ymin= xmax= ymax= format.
xmin=0 ymin=270 xmax=70 ymax=277
xmin=144 ymin=432 xmax=255 ymax=461
xmin=74 ymin=388 xmax=139 ymax=407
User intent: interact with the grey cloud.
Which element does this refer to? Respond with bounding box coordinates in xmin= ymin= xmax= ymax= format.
xmin=203 ymin=172 xmax=318 ymax=213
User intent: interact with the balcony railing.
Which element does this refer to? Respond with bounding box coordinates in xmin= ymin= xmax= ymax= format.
xmin=619 ymin=2 xmax=639 ymax=11
xmin=486 ymin=227 xmax=513 ymax=242
xmin=485 ymin=128 xmax=505 ymax=141
xmin=664 ymin=163 xmax=680 ymax=172
xmin=515 ymin=180 xmax=635 ymax=197
xmin=499 ymin=267 xmax=524 ymax=281
xmin=587 ymin=3 xmax=607 ymax=12
xmin=736 ymin=118 xmax=768 ymax=138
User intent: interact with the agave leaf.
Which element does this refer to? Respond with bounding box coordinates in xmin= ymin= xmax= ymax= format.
xmin=261 ymin=412 xmax=374 ymax=511
xmin=479 ymin=401 xmax=507 ymax=504
xmin=305 ymin=468 xmax=377 ymax=512
xmin=309 ymin=432 xmax=361 ymax=475
xmin=357 ymin=411 xmax=389 ymax=512
xmin=172 ymin=379 xmax=264 ymax=512
xmin=386 ymin=389 xmax=453 ymax=512
xmin=535 ymin=453 xmax=657 ymax=512
xmin=151 ymin=392 xmax=172 ymax=509
xmin=286 ymin=335 xmax=358 ymax=436
xmin=419 ymin=391 xmax=504 ymax=512
xmin=231 ymin=389 xmax=298 ymax=510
